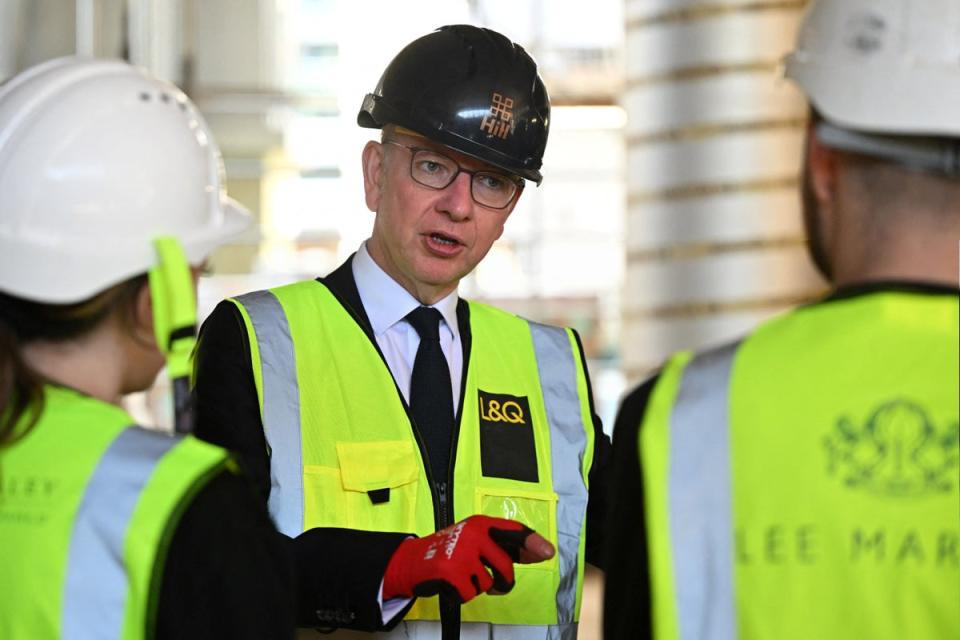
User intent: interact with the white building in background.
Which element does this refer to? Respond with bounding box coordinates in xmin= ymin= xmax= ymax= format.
xmin=0 ymin=0 xmax=825 ymax=426
xmin=0 ymin=7 xmax=825 ymax=630
xmin=0 ymin=0 xmax=628 ymax=428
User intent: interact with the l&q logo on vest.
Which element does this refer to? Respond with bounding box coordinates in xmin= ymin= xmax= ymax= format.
xmin=480 ymin=397 xmax=527 ymax=424
xmin=478 ymin=390 xmax=539 ymax=483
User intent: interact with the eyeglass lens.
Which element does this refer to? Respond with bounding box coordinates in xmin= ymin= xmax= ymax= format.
xmin=408 ymin=148 xmax=518 ymax=209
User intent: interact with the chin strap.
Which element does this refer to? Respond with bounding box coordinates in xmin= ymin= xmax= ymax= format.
xmin=149 ymin=236 xmax=197 ymax=434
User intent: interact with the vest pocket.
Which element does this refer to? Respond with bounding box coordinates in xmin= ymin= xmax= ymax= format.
xmin=458 ymin=487 xmax=561 ymax=624
xmin=328 ymin=440 xmax=420 ymax=532
xmin=474 ymin=486 xmax=559 ymax=572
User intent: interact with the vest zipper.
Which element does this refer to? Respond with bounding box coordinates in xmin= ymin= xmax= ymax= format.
xmin=437 ymin=481 xmax=449 ymax=527
xmin=325 ymin=285 xmax=467 ymax=636
xmin=438 ymin=342 xmax=469 ymax=640
xmin=438 ymin=478 xmax=458 ymax=639
xmin=405 ymin=420 xmax=443 ymax=525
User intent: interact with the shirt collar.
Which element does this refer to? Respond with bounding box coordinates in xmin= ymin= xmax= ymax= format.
xmin=352 ymin=241 xmax=460 ymax=339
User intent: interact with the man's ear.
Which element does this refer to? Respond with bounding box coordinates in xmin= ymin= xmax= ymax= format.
xmin=806 ymin=122 xmax=838 ymax=210
xmin=134 ymin=281 xmax=159 ymax=349
xmin=362 ymin=141 xmax=385 ymax=213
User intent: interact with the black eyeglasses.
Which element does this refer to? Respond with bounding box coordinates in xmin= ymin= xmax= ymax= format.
xmin=384 ymin=141 xmax=523 ymax=210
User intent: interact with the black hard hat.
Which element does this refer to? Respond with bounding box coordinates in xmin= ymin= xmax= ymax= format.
xmin=358 ymin=25 xmax=550 ymax=185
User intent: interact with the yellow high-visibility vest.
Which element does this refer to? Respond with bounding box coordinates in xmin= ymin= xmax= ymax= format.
xmin=0 ymin=385 xmax=231 ymax=639
xmin=231 ymin=279 xmax=595 ymax=634
xmin=641 ymin=290 xmax=960 ymax=639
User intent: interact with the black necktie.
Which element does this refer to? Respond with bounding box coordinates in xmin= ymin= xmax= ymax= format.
xmin=406 ymin=306 xmax=454 ymax=483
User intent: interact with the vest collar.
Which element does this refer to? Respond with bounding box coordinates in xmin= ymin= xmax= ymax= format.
xmin=826 ymin=280 xmax=959 ymax=305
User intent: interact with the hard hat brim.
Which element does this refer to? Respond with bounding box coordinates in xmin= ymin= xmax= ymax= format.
xmin=0 ymin=198 xmax=252 ymax=305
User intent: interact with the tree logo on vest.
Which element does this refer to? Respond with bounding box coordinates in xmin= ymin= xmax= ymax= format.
xmin=824 ymin=400 xmax=959 ymax=497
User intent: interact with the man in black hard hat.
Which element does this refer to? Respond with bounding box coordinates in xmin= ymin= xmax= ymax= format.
xmin=193 ymin=25 xmax=610 ymax=637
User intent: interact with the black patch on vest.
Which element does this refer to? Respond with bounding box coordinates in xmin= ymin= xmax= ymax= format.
xmin=478 ymin=390 xmax=538 ymax=482
xmin=367 ymin=488 xmax=390 ymax=504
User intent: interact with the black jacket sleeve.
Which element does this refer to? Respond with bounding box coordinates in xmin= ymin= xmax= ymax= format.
xmin=571 ymin=330 xmax=613 ymax=571
xmin=156 ymin=469 xmax=295 ymax=640
xmin=193 ymin=301 xmax=271 ymax=498
xmin=193 ymin=301 xmax=407 ymax=631
xmin=603 ymin=374 xmax=658 ymax=640
xmin=586 ymin=414 xmax=612 ymax=570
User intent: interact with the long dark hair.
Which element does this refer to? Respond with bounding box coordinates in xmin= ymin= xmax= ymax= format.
xmin=0 ymin=275 xmax=148 ymax=448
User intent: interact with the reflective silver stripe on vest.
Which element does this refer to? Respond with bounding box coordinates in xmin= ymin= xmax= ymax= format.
xmin=669 ymin=341 xmax=740 ymax=640
xmin=530 ymin=322 xmax=590 ymax=630
xmin=62 ymin=427 xmax=177 ymax=640
xmin=235 ymin=290 xmax=305 ymax=537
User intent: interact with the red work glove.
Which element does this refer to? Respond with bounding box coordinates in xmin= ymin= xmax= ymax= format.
xmin=382 ymin=515 xmax=539 ymax=603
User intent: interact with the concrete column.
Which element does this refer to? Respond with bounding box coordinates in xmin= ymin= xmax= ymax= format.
xmin=187 ymin=0 xmax=285 ymax=92
xmin=1 ymin=0 xmax=124 ymax=79
xmin=0 ymin=0 xmax=27 ymax=79
xmin=0 ymin=0 xmax=77 ymax=76
xmin=128 ymin=0 xmax=182 ymax=82
xmin=622 ymin=0 xmax=824 ymax=382
xmin=75 ymin=0 xmax=97 ymax=56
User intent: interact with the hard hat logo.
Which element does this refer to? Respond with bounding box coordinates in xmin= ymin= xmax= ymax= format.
xmin=480 ymin=93 xmax=517 ymax=140
xmin=844 ymin=11 xmax=887 ymax=55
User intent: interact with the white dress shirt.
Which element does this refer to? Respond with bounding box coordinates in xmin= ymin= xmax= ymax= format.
xmin=352 ymin=241 xmax=463 ymax=413
xmin=351 ymin=241 xmax=462 ymax=623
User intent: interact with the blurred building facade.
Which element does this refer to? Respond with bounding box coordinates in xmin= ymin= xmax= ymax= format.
xmin=0 ymin=0 xmax=630 ymax=424
xmin=0 ymin=0 xmax=826 ymax=422
xmin=1 ymin=2 xmax=829 ymax=637
xmin=623 ymin=0 xmax=824 ymax=381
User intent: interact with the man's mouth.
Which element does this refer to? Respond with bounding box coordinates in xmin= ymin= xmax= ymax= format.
xmin=429 ymin=232 xmax=459 ymax=246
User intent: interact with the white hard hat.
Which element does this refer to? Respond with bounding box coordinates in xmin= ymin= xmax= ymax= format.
xmin=784 ymin=0 xmax=960 ymax=137
xmin=0 ymin=57 xmax=251 ymax=304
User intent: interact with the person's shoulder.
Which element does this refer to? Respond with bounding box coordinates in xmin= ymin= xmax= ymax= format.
xmin=227 ymin=278 xmax=323 ymax=303
xmin=465 ymin=298 xmax=573 ymax=330
xmin=169 ymin=457 xmax=270 ymax=543
xmin=180 ymin=432 xmax=233 ymax=458
xmin=621 ymin=374 xmax=659 ymax=411
xmin=200 ymin=298 xmax=247 ymax=336
xmin=214 ymin=279 xmax=333 ymax=325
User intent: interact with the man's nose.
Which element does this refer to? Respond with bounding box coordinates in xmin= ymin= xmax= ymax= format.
xmin=437 ymin=172 xmax=474 ymax=220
